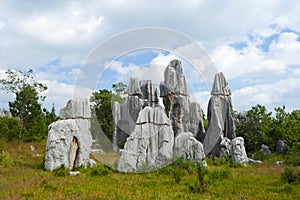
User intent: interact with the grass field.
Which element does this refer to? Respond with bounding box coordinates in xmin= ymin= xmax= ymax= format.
xmin=0 ymin=141 xmax=299 ymax=200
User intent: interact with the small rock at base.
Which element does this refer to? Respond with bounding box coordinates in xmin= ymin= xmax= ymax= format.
xmin=69 ymin=171 xmax=80 ymax=176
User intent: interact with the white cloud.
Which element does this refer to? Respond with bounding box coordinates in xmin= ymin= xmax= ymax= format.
xmin=0 ymin=19 xmax=5 ymax=29
xmin=269 ymin=32 xmax=300 ymax=66
xmin=232 ymin=78 xmax=300 ymax=112
xmin=107 ymin=61 xmax=139 ymax=76
xmin=1 ymin=0 xmax=300 ymax=112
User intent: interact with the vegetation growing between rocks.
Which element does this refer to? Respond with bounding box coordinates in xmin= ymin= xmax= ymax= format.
xmin=0 ymin=141 xmax=299 ymax=199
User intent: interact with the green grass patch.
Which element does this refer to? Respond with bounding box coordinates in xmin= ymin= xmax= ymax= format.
xmin=0 ymin=141 xmax=300 ymax=199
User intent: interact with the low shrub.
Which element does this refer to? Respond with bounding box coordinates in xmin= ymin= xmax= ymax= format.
xmin=90 ymin=166 xmax=110 ymax=176
xmin=280 ymin=167 xmax=300 ymax=184
xmin=209 ymin=166 xmax=232 ymax=182
xmin=171 ymin=157 xmax=195 ymax=174
xmin=286 ymin=142 xmax=300 ymax=166
xmin=53 ymin=165 xmax=68 ymax=177
xmin=172 ymin=168 xmax=184 ymax=184
xmin=0 ymin=150 xmax=13 ymax=167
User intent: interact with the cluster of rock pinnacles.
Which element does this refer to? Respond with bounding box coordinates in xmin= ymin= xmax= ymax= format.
xmin=45 ymin=59 xmax=251 ymax=172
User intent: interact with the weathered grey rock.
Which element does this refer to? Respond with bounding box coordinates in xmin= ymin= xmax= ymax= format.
xmin=211 ymin=72 xmax=231 ymax=96
xmin=220 ymin=136 xmax=231 ymax=157
xmin=260 ymin=144 xmax=271 ymax=155
xmin=166 ymin=95 xmax=190 ymax=135
xmin=248 ymin=158 xmax=262 ymax=164
xmin=160 ymin=60 xmax=188 ymax=96
xmin=188 ymin=102 xmax=206 ymax=141
xmin=231 ymin=137 xmax=248 ymax=165
xmin=139 ymin=80 xmax=159 ymax=107
xmin=276 ymin=140 xmax=287 ymax=154
xmin=69 ymin=171 xmax=80 ymax=176
xmin=60 ymin=99 xmax=91 ymax=119
xmin=203 ymin=72 xmax=235 ymax=156
xmin=275 ymin=160 xmax=284 ymax=165
xmin=160 ymin=60 xmax=205 ymax=137
xmin=91 ymin=149 xmax=104 ymax=154
xmin=88 ymin=159 xmax=97 ymax=168
xmin=0 ymin=109 xmax=11 ymax=117
xmin=113 ymin=79 xmax=160 ymax=149
xmin=45 ymin=119 xmax=92 ymax=171
xmin=118 ymin=107 xmax=174 ymax=172
xmin=112 ymin=96 xmax=143 ymax=148
xmin=127 ymin=77 xmax=141 ymax=96
xmin=237 ymin=111 xmax=249 ymax=123
xmin=174 ymin=132 xmax=206 ymax=164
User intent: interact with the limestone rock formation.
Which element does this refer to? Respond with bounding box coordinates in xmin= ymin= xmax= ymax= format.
xmin=231 ymin=137 xmax=248 ymax=165
xmin=174 ymin=132 xmax=206 ymax=164
xmin=260 ymin=144 xmax=271 ymax=155
xmin=160 ymin=60 xmax=188 ymax=96
xmin=203 ymin=72 xmax=236 ymax=156
xmin=118 ymin=107 xmax=174 ymax=172
xmin=276 ymin=139 xmax=287 ymax=154
xmin=0 ymin=109 xmax=11 ymax=117
xmin=160 ymin=60 xmax=205 ymax=139
xmin=220 ymin=136 xmax=231 ymax=157
xmin=60 ymin=99 xmax=91 ymax=119
xmin=113 ymin=78 xmax=159 ymax=148
xmin=45 ymin=99 xmax=92 ymax=171
xmin=188 ymin=102 xmax=206 ymax=141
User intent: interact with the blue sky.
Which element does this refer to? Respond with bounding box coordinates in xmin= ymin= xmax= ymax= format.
xmin=0 ymin=0 xmax=300 ymax=114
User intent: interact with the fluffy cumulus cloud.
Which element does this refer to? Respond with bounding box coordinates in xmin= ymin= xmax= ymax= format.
xmin=232 ymin=78 xmax=300 ymax=112
xmin=0 ymin=0 xmax=299 ymax=112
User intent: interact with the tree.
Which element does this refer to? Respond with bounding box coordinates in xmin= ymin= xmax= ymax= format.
xmin=0 ymin=69 xmax=47 ymax=141
xmin=236 ymin=104 xmax=273 ymax=152
xmin=272 ymin=107 xmax=300 ymax=147
xmin=112 ymin=82 xmax=127 ymax=97
xmin=90 ymin=89 xmax=113 ymax=140
xmin=90 ymin=82 xmax=127 ymax=141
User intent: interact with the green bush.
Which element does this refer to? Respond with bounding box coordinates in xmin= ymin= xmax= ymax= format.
xmin=253 ymin=151 xmax=270 ymax=161
xmin=207 ymin=156 xmax=231 ymax=166
xmin=209 ymin=166 xmax=232 ymax=182
xmin=280 ymin=167 xmax=300 ymax=184
xmin=171 ymin=157 xmax=195 ymax=174
xmin=90 ymin=166 xmax=110 ymax=176
xmin=0 ymin=150 xmax=13 ymax=167
xmin=172 ymin=168 xmax=184 ymax=184
xmin=0 ymin=117 xmax=20 ymax=141
xmin=286 ymin=142 xmax=300 ymax=166
xmin=53 ymin=166 xmax=68 ymax=177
